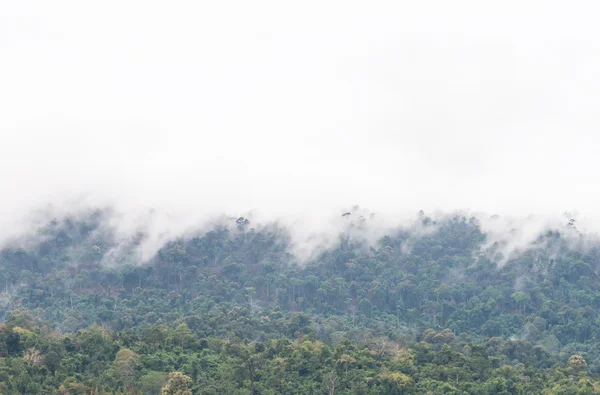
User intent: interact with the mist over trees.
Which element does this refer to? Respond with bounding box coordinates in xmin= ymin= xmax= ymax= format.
xmin=1 ymin=209 xmax=600 ymax=393
xmin=5 ymin=0 xmax=600 ymax=393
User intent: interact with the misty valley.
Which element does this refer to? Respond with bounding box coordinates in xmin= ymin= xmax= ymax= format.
xmin=0 ymin=210 xmax=599 ymax=394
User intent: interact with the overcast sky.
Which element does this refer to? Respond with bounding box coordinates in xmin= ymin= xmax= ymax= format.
xmin=2 ymin=1 xmax=600 ymax=228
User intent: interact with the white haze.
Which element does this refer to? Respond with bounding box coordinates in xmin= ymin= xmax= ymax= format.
xmin=2 ymin=1 xmax=600 ymax=260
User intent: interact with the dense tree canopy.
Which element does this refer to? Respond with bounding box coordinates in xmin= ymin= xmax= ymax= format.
xmin=1 ymin=210 xmax=600 ymax=393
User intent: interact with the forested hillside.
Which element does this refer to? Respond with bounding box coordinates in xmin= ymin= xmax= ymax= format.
xmin=2 ymin=210 xmax=600 ymax=394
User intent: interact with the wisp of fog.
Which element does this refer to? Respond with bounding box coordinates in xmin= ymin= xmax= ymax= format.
xmin=2 ymin=1 xmax=600 ymax=260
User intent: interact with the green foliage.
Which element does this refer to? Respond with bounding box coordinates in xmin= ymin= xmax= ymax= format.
xmin=0 ymin=211 xmax=600 ymax=393
xmin=161 ymin=372 xmax=193 ymax=395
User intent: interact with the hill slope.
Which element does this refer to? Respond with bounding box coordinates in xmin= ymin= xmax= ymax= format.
xmin=1 ymin=210 xmax=600 ymax=393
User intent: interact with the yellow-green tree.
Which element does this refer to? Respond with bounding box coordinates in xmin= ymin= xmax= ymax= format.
xmin=113 ymin=348 xmax=140 ymax=392
xmin=160 ymin=372 xmax=192 ymax=395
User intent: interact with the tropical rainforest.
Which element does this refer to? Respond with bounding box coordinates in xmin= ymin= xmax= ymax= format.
xmin=1 ymin=209 xmax=600 ymax=394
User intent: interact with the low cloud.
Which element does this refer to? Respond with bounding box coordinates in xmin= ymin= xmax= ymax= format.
xmin=2 ymin=2 xmax=600 ymax=259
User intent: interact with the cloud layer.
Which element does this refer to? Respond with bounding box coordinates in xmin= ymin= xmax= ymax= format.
xmin=2 ymin=1 xmax=600 ymax=252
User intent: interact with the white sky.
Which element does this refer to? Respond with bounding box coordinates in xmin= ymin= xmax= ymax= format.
xmin=2 ymin=1 xmax=600 ymax=228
